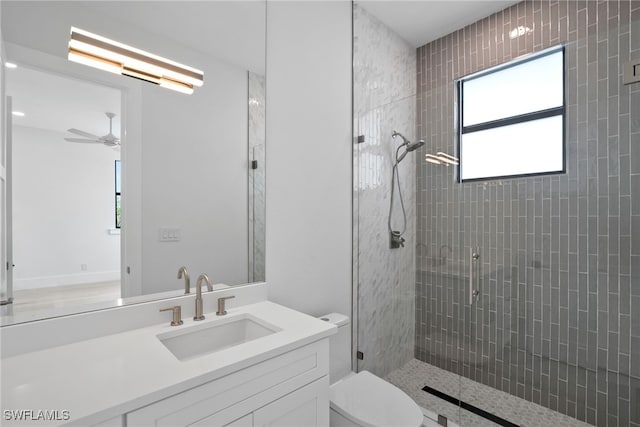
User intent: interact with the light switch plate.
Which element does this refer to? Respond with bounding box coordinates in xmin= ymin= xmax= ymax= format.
xmin=159 ymin=227 xmax=181 ymax=242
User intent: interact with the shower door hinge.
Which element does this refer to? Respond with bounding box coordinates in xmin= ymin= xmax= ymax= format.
xmin=251 ymin=160 xmax=258 ymax=170
xmin=355 ymin=135 xmax=365 ymax=144
xmin=357 ymin=351 xmax=364 ymax=360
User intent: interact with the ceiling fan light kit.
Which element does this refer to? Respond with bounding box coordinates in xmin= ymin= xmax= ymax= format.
xmin=68 ymin=27 xmax=204 ymax=95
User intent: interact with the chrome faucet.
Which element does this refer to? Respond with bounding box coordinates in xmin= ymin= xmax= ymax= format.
xmin=194 ymin=274 xmax=213 ymax=321
xmin=177 ymin=266 xmax=190 ymax=294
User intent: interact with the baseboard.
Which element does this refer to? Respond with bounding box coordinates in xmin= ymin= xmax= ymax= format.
xmin=14 ymin=271 xmax=121 ymax=290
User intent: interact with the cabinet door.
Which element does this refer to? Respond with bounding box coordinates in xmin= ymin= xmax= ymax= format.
xmin=127 ymin=340 xmax=329 ymax=427
xmin=253 ymin=377 xmax=329 ymax=427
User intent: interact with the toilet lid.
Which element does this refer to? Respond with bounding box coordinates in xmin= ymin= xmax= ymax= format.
xmin=330 ymin=371 xmax=423 ymax=427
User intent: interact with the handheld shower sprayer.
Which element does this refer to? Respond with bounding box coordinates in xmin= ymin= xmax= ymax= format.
xmin=388 ymin=131 xmax=425 ymax=249
xmin=393 ymin=130 xmax=425 ymax=162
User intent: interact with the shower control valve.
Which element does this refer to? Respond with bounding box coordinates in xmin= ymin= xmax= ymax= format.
xmin=390 ymin=231 xmax=405 ymax=249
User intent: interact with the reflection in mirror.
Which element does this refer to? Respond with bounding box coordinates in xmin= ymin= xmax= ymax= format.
xmin=8 ymin=67 xmax=123 ymax=317
xmin=0 ymin=1 xmax=266 ymax=325
xmin=248 ymin=72 xmax=265 ymax=283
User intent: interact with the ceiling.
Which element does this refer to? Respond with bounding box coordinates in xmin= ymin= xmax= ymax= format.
xmin=6 ymin=66 xmax=121 ymax=138
xmin=79 ymin=1 xmax=266 ymax=74
xmin=358 ymin=0 xmax=519 ymax=47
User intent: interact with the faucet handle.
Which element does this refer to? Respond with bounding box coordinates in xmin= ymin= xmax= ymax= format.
xmin=160 ymin=306 xmax=183 ymax=326
xmin=216 ymin=296 xmax=235 ymax=316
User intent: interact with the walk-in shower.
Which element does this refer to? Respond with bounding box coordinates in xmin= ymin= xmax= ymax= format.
xmin=388 ymin=131 xmax=424 ymax=249
xmin=354 ymin=1 xmax=639 ymax=426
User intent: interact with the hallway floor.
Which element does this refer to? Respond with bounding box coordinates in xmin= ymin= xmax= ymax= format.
xmin=1 ymin=281 xmax=121 ymax=324
xmin=386 ymin=359 xmax=591 ymax=427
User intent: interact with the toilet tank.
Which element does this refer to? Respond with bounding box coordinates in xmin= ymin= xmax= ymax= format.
xmin=318 ymin=313 xmax=351 ymax=384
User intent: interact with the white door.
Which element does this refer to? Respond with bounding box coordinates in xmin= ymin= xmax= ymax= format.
xmin=1 ymin=95 xmax=13 ymax=305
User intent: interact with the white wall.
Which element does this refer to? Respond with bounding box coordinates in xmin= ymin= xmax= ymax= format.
xmin=140 ymin=61 xmax=248 ymax=294
xmin=265 ymin=1 xmax=352 ymax=319
xmin=12 ymin=126 xmax=120 ymax=289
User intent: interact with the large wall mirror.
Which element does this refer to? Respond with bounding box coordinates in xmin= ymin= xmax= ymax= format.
xmin=0 ymin=1 xmax=266 ymax=325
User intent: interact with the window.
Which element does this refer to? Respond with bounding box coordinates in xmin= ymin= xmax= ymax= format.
xmin=115 ymin=160 xmax=121 ymax=228
xmin=457 ymin=46 xmax=565 ymax=182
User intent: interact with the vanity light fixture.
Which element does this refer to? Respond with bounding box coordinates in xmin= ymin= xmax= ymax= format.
xmin=4 ymin=62 xmax=17 ymax=69
xmin=68 ymin=27 xmax=204 ymax=95
xmin=12 ymin=111 xmax=25 ymax=117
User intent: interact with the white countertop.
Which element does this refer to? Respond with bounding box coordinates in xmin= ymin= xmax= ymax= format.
xmin=1 ymin=301 xmax=336 ymax=426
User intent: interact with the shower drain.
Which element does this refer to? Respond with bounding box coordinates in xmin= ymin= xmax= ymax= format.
xmin=422 ymin=385 xmax=520 ymax=427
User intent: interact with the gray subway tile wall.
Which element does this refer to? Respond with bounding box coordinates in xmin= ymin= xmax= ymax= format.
xmin=415 ymin=1 xmax=640 ymax=426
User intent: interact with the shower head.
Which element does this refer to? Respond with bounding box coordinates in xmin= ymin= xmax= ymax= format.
xmin=406 ymin=139 xmax=425 ymax=152
xmin=396 ymin=140 xmax=424 ymax=163
xmin=393 ymin=130 xmax=425 ymax=163
xmin=392 ymin=131 xmax=424 ymax=151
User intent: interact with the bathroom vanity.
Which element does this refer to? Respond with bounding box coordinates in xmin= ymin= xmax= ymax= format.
xmin=1 ymin=289 xmax=335 ymax=427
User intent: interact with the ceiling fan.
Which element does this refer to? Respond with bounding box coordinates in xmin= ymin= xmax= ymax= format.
xmin=64 ymin=112 xmax=120 ymax=148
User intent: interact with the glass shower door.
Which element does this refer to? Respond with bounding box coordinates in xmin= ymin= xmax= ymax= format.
xmin=354 ymin=95 xmax=421 ymax=378
xmin=413 ymin=125 xmax=467 ymax=425
xmin=455 ymin=180 xmax=521 ymax=427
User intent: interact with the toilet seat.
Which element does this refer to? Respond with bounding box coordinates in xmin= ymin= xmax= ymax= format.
xmin=329 ymin=371 xmax=423 ymax=427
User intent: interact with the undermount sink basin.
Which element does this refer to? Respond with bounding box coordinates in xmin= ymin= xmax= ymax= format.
xmin=157 ymin=314 xmax=280 ymax=361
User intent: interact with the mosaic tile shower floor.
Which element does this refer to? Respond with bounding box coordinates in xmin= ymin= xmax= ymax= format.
xmin=385 ymin=359 xmax=591 ymax=427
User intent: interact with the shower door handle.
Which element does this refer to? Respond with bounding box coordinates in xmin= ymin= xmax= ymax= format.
xmin=469 ymin=248 xmax=480 ymax=305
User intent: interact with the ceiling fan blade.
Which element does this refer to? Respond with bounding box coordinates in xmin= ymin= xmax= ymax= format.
xmin=67 ymin=128 xmax=101 ymax=139
xmin=64 ymin=138 xmax=102 ymax=143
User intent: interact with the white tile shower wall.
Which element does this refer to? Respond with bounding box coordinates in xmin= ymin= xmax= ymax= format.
xmin=248 ymin=72 xmax=265 ymax=283
xmin=415 ymin=1 xmax=640 ymax=426
xmin=354 ymin=4 xmax=416 ymax=378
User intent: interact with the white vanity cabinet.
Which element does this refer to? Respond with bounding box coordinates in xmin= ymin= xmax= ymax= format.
xmin=125 ymin=339 xmax=329 ymax=427
xmin=2 ymin=300 xmax=336 ymax=427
